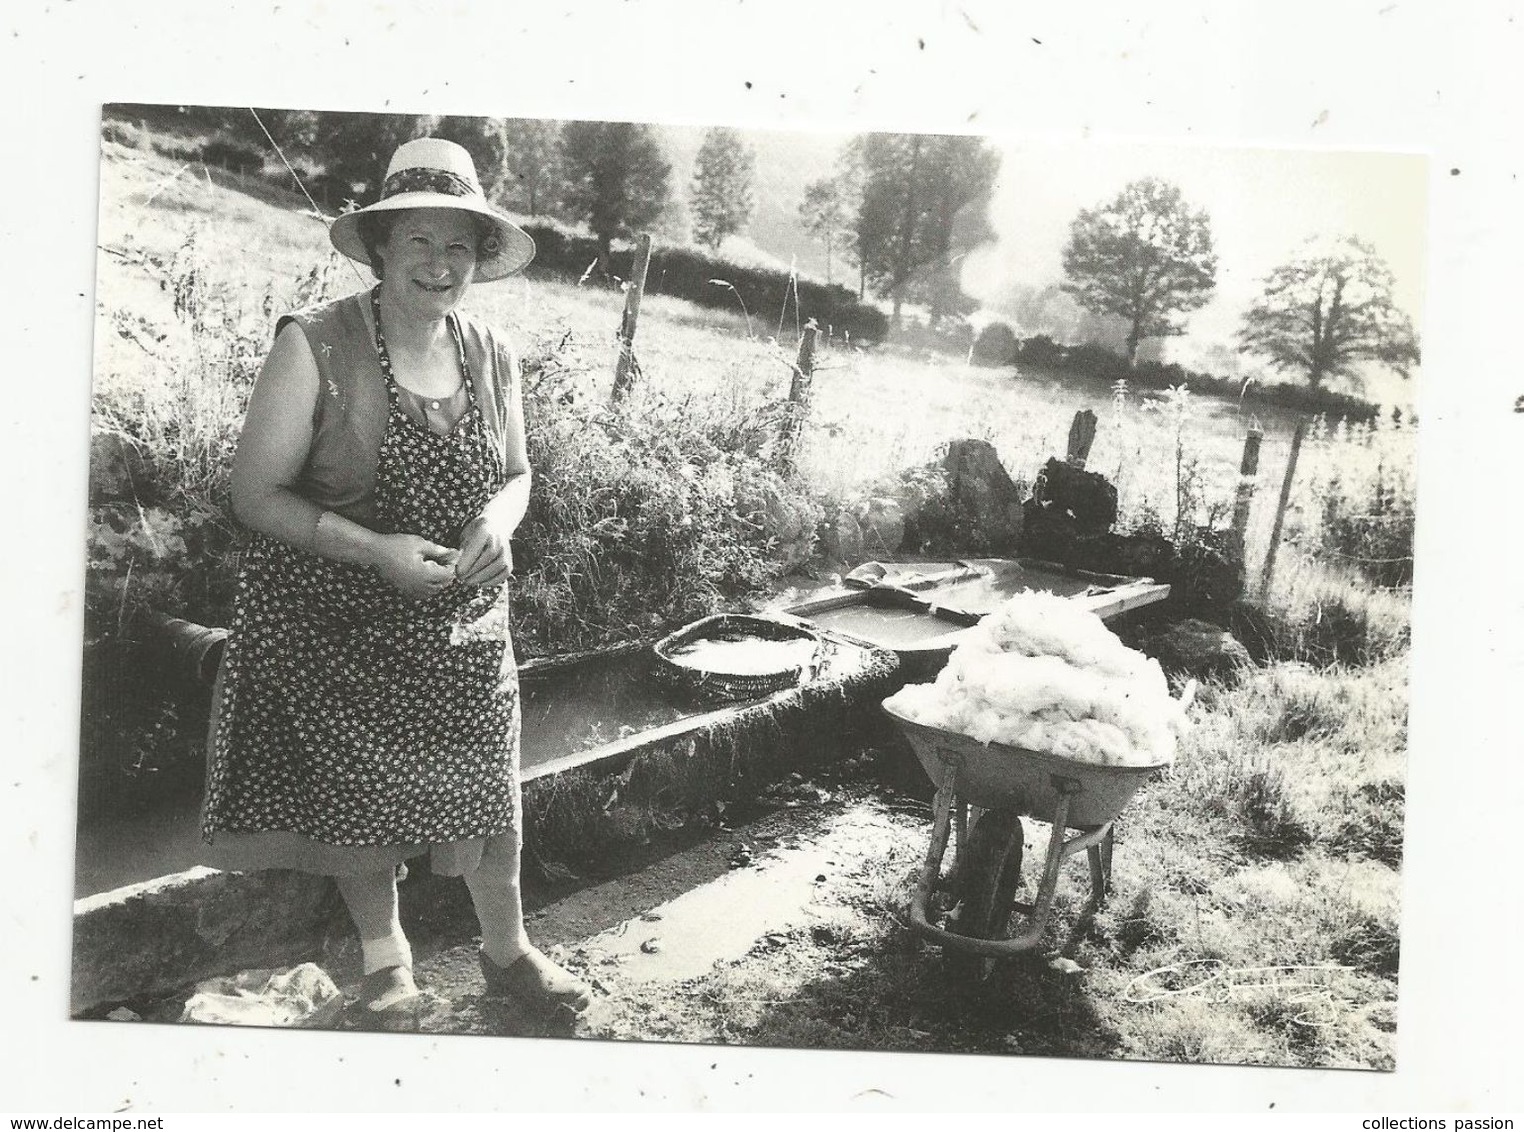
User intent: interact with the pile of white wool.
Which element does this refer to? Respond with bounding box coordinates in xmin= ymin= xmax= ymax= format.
xmin=884 ymin=591 xmax=1189 ymax=767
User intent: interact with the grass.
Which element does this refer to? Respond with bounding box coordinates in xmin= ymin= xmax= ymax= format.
xmin=585 ymin=650 xmax=1407 ymax=1069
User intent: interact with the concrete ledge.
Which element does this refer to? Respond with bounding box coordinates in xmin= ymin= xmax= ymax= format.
xmin=71 ymin=867 xmax=346 ymax=1016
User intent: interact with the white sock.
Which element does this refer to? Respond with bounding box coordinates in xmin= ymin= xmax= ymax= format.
xmin=462 ymin=865 xmax=531 ymax=969
xmin=360 ymin=926 xmax=414 ymax=975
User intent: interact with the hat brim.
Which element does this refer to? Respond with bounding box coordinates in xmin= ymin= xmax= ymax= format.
xmin=329 ymin=193 xmax=536 ymax=282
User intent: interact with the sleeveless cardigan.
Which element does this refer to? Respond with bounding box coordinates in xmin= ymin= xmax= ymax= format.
xmin=277 ymin=291 xmax=521 ymax=527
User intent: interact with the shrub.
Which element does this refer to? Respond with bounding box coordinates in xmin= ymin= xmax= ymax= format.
xmin=506 ymin=328 xmax=822 ymax=656
xmin=1314 ymin=464 xmax=1415 ymax=588
xmin=1326 ymin=779 xmax=1405 ymax=867
xmin=1329 ymin=907 xmax=1401 ymax=977
xmin=201 ymin=137 xmax=266 ymax=172
xmin=88 ymin=236 xmax=322 ymax=641
xmin=1234 ymin=560 xmax=1411 ymax=667
xmin=1011 ymin=335 xmax=1383 ymax=421
xmin=518 ymin=222 xmax=890 ymax=345
xmin=1231 ymin=756 xmax=1316 ymax=857
xmin=101 ymin=119 xmax=145 ymax=149
xmin=969 ymin=320 xmax=1019 ymax=366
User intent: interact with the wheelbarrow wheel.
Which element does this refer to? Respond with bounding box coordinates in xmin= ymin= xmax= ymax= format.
xmin=945 ymin=808 xmax=1023 ymax=983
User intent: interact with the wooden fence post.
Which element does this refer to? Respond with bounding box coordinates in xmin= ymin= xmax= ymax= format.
xmin=611 ymin=234 xmax=653 ymax=405
xmin=1066 ymin=409 xmax=1097 ymax=467
xmin=1229 ymin=427 xmax=1263 ymax=562
xmin=780 ymin=320 xmax=819 ymax=469
xmin=1259 ymin=420 xmax=1307 ymax=597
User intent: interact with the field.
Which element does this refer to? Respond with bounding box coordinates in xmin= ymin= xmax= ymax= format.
xmin=83 ymin=132 xmax=1415 ymax=1069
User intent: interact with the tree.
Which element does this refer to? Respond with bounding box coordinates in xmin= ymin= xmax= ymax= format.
xmin=1060 ymin=177 xmax=1217 ymax=366
xmin=1238 ymin=235 xmax=1420 ymax=391
xmin=250 ymin=108 xmax=319 ymax=153
xmin=799 ymin=175 xmax=855 ymax=289
xmin=559 ymin=121 xmax=672 ymax=276
xmin=851 ymin=132 xmax=1000 ymax=328
xmin=688 ymin=127 xmax=755 ymax=250
xmin=304 ymin=111 xmax=429 ymax=204
xmin=501 ymin=118 xmax=563 ymax=216
xmin=425 ymin=115 xmax=510 ymax=199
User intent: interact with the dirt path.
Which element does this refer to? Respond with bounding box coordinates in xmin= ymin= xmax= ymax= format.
xmin=378 ymin=785 xmax=933 ymax=1042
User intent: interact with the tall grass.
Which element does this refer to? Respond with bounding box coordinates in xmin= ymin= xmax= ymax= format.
xmin=509 ymin=329 xmax=820 ymax=654
xmin=1236 ymin=555 xmax=1412 ymax=668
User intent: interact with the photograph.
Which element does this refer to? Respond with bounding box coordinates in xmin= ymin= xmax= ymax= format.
xmin=73 ymin=99 xmax=1423 ymax=1072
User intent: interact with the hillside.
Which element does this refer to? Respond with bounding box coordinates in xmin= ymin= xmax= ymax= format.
xmin=99 ymin=105 xmax=1411 ymax=414
xmin=659 ymin=124 xmax=851 ymax=285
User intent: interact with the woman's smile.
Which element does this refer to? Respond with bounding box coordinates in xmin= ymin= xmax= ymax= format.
xmin=378 ymin=209 xmax=480 ymax=310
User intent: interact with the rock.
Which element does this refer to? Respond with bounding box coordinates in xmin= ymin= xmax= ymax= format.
xmin=180 ymin=962 xmax=343 ymax=1028
xmin=72 ymin=867 xmax=347 ymax=1017
xmin=857 ymin=497 xmax=905 ymax=557
xmin=1146 ymin=619 xmax=1252 ymax=682
xmin=1030 ymin=457 xmax=1117 ymax=534
xmin=943 ymin=439 xmax=1024 ymax=552
xmin=106 ymin=1007 xmax=141 ymax=1022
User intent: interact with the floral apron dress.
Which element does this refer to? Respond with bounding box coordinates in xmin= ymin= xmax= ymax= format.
xmin=203 ymin=288 xmax=520 ymax=870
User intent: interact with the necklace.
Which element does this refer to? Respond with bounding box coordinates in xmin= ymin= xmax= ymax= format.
xmin=370 ymin=286 xmax=468 ymax=416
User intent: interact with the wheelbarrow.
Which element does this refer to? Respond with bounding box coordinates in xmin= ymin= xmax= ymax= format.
xmin=883 ymin=684 xmax=1193 ymax=980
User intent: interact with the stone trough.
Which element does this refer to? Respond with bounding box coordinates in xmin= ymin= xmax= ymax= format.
xmin=71 ymin=557 xmax=1168 ymax=1017
xmin=71 ymin=626 xmax=900 ymax=1016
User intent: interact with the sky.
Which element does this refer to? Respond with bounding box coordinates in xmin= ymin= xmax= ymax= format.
xmin=711 ymin=125 xmax=1429 ymax=401
xmin=961 ymin=137 xmax=1429 ymax=389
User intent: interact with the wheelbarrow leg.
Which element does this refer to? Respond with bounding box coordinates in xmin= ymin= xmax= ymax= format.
xmin=1057 ymin=824 xmax=1114 ymax=957
xmin=949 ymin=800 xmax=971 ymax=888
xmin=1018 ymin=793 xmax=1073 ymax=946
xmin=908 ymin=768 xmax=959 ymax=937
xmin=1087 ymin=840 xmax=1108 ymax=904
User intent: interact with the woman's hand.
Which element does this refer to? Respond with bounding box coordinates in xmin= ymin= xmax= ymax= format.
xmin=373 ymin=533 xmax=461 ymax=600
xmin=455 ymin=515 xmax=513 ymax=587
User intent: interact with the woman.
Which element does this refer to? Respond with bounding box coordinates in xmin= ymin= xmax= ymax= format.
xmin=202 ymin=138 xmax=590 ymax=1026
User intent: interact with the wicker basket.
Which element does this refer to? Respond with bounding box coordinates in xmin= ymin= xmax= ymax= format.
xmin=651 ymin=614 xmax=822 ymax=704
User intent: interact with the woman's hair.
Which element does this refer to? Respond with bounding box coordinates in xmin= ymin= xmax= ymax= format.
xmin=355 ymin=210 xmax=501 ymax=280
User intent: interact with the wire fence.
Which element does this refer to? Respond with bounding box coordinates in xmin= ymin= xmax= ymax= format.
xmin=1234 ymin=415 xmax=1417 ymax=595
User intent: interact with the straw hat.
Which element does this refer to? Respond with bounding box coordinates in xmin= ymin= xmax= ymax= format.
xmin=329 ymin=137 xmax=535 ymax=282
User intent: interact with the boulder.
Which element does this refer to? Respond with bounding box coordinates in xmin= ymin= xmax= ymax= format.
xmin=1145 ymin=619 xmax=1252 ymax=683
xmin=942 ymin=439 xmax=1024 ymax=553
xmin=1030 ymin=457 xmax=1117 ymax=534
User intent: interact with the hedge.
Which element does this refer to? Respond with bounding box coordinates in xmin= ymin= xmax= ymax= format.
xmin=518 ymin=222 xmax=889 ymax=345
xmin=974 ymin=324 xmax=1384 ymax=421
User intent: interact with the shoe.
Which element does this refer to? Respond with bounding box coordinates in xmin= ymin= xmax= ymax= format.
xmin=479 ymin=947 xmax=592 ymax=1021
xmin=345 ymin=966 xmax=421 ymax=1027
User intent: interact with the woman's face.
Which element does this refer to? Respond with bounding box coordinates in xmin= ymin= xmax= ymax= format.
xmin=375 ymin=209 xmax=479 ymax=318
